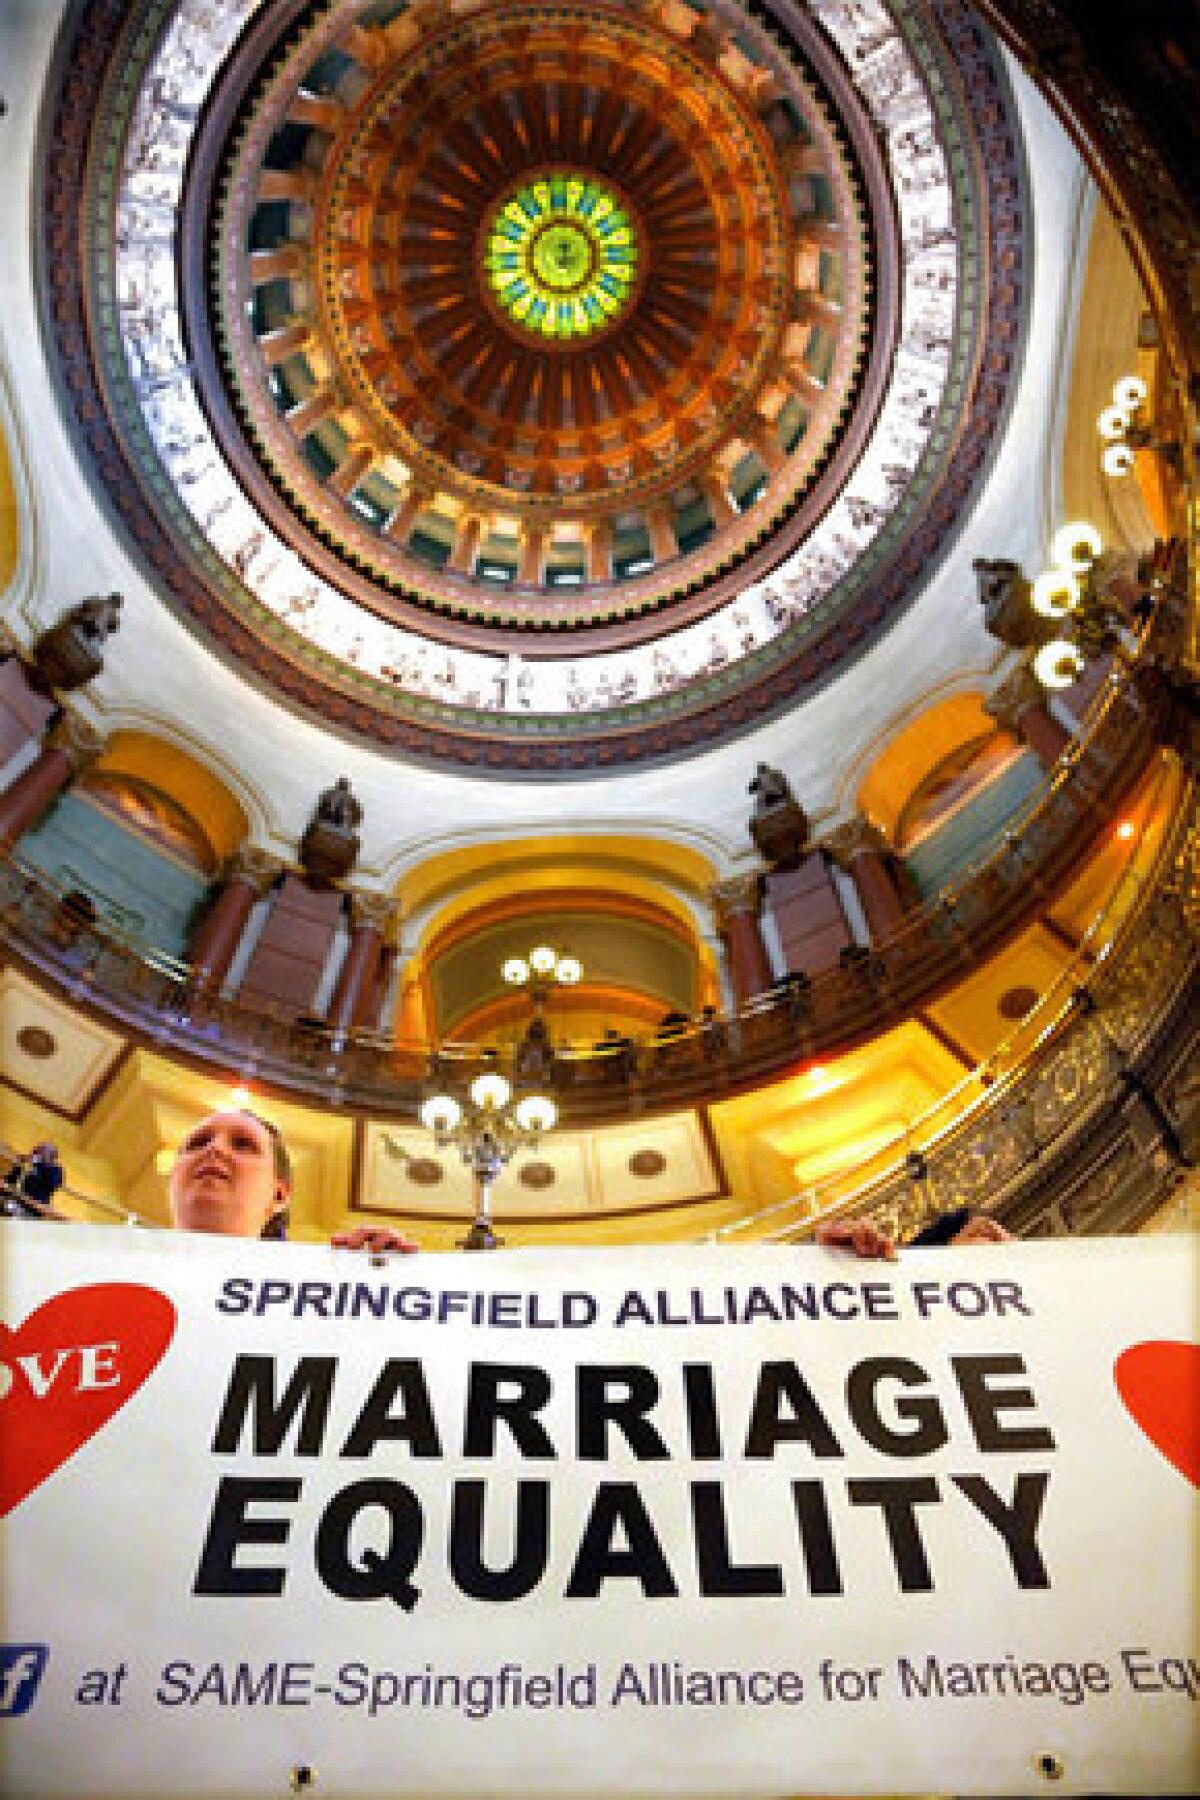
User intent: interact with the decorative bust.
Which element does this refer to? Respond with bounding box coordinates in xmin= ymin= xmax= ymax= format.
xmin=749 ymin=761 xmax=793 ymax=813
xmin=748 ymin=762 xmax=809 ymax=868
xmin=300 ymin=777 xmax=362 ymax=882
xmin=973 ymin=558 xmax=1050 ymax=648
xmin=32 ymin=593 xmax=124 ymax=692
xmin=314 ymin=776 xmax=363 ymax=832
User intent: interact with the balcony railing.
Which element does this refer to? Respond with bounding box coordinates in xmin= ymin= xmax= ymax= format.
xmin=713 ymin=762 xmax=1197 ymax=1244
xmin=0 ymin=601 xmax=1185 ymax=1125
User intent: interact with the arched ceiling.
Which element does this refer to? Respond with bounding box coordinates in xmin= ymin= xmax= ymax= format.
xmin=39 ymin=0 xmax=1028 ymax=774
xmin=426 ymin=899 xmax=703 ymax=1039
xmin=395 ymin=832 xmax=718 ymax=918
xmin=92 ymin=732 xmax=250 ymax=865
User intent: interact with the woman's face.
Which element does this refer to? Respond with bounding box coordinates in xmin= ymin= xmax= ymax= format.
xmin=168 ymin=1111 xmax=287 ymax=1238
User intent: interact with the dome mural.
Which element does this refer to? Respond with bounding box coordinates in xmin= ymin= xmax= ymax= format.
xmin=42 ymin=0 xmax=1026 ymax=769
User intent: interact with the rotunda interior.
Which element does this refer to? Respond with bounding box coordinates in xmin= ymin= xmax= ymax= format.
xmin=0 ymin=0 xmax=1195 ymax=1254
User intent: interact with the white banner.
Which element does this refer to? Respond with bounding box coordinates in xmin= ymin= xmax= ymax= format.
xmin=1 ymin=1223 xmax=1197 ymax=1798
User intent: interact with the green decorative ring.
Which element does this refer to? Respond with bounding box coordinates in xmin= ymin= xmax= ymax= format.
xmin=483 ymin=173 xmax=638 ymax=341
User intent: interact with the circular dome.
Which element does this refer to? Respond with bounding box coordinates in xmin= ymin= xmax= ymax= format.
xmin=42 ymin=0 xmax=1027 ymax=771
xmin=199 ymin=0 xmax=852 ymax=619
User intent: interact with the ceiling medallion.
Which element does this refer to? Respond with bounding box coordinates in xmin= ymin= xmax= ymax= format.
xmin=483 ymin=175 xmax=638 ymax=342
xmin=44 ymin=0 xmax=1027 ymax=771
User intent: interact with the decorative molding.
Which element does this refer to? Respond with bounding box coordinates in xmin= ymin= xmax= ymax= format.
xmin=37 ymin=0 xmax=1028 ymax=772
xmin=710 ymin=874 xmax=763 ymax=924
xmin=349 ymin=890 xmax=400 ymax=938
xmin=821 ymin=816 xmax=891 ymax=867
xmin=46 ymin=710 xmax=105 ymax=771
xmin=223 ymin=845 xmax=286 ymax=891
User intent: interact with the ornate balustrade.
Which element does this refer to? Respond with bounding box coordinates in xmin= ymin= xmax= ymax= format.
xmin=718 ymin=773 xmax=1198 ymax=1244
xmin=0 ymin=599 xmax=1189 ymax=1125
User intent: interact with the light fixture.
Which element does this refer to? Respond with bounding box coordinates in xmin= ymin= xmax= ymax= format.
xmin=514 ymin=1093 xmax=557 ymax=1134
xmin=469 ymin=1070 xmax=511 ymax=1111
xmin=1049 ymin=521 xmax=1103 ymax=574
xmin=1030 ymin=569 xmax=1079 ymax=620
xmin=1116 ymin=820 xmax=1136 ymax=843
xmin=502 ymin=941 xmax=584 ymax=1003
xmin=1026 ymin=520 xmax=1138 ymax=694
xmin=1096 ymin=374 xmax=1176 ymax=481
xmin=1101 ymin=442 xmax=1136 ymax=479
xmin=1034 ymin=639 xmax=1086 ymax=691
xmin=420 ymin=1093 xmax=462 ymax=1134
xmin=420 ymin=1068 xmax=557 ymax=1250
xmin=1113 ymin=375 xmax=1148 ymax=412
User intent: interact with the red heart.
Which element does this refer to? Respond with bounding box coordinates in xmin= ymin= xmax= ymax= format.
xmin=0 ymin=1284 xmax=176 ymax=1516
xmin=1114 ymin=1341 xmax=1200 ymax=1489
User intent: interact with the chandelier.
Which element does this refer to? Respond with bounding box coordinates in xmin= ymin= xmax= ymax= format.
xmin=420 ymin=1072 xmax=557 ymax=1252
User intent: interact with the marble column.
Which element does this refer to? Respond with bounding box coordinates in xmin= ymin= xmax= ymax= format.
xmin=368 ymin=940 xmax=399 ymax=1032
xmin=519 ymin=526 xmax=546 ymax=585
xmin=189 ymin=847 xmax=283 ymax=994
xmin=326 ymin=892 xmax=396 ymax=1032
xmin=711 ymin=874 xmax=774 ymax=1005
xmin=385 ymin=484 xmax=432 ymax=546
xmin=646 ymin=505 xmax=677 ymax=565
xmin=985 ymin=661 xmax=1072 ymax=769
xmin=327 ymin=443 xmax=374 ymax=499
xmin=447 ymin=514 xmax=482 ymax=576
xmin=587 ymin=520 xmax=613 ymax=584
xmin=0 ymin=712 xmax=103 ymax=850
xmin=748 ymin=418 xmax=786 ymax=475
xmin=700 ymin=474 xmax=737 ymax=530
xmin=823 ymin=817 xmax=912 ymax=945
xmin=0 ymin=656 xmax=56 ymax=770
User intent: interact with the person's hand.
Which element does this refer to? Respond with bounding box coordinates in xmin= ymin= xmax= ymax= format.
xmin=814 ymin=1218 xmax=897 ymax=1261
xmin=331 ymin=1225 xmax=419 ymax=1254
xmin=951 ymin=1214 xmax=1013 ymax=1246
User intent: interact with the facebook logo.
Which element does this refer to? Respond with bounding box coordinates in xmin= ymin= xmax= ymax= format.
xmin=0 ymin=1647 xmax=48 ymax=1716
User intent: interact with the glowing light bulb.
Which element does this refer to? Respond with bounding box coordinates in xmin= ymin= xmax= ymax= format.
xmin=1034 ymin=639 xmax=1085 ymax=691
xmin=420 ymin=1094 xmax=462 ymax=1134
xmin=1112 ymin=375 xmax=1147 ymax=412
xmin=502 ymin=957 xmax=530 ymax=986
xmin=1102 ymin=443 xmax=1135 ymax=478
xmin=1031 ymin=570 xmax=1079 ymax=619
xmin=1050 ymin=521 xmax=1102 ymax=574
xmin=555 ymin=955 xmax=582 ymax=985
xmin=470 ymin=1071 xmax=512 ymax=1111
xmin=528 ymin=945 xmax=557 ymax=977
xmin=515 ymin=1093 xmax=557 ymax=1134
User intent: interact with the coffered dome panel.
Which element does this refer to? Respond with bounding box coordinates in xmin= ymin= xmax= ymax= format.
xmin=41 ymin=0 xmax=1027 ymax=771
xmin=200 ymin=0 xmax=869 ymax=630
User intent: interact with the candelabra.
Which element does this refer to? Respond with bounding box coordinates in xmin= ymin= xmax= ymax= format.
xmin=503 ymin=943 xmax=583 ymax=1081
xmin=420 ymin=1072 xmax=557 ymax=1250
xmin=501 ymin=943 xmax=582 ymax=1002
xmin=1097 ymin=374 xmax=1181 ymax=480
xmin=1028 ymin=522 xmax=1132 ymax=692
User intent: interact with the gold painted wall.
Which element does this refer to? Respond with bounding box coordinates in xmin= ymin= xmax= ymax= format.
xmin=0 ymin=411 xmax=17 ymax=593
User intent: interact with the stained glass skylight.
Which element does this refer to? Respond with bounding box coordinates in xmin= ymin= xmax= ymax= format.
xmin=483 ymin=174 xmax=638 ymax=341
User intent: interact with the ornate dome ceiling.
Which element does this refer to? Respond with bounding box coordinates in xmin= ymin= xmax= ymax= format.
xmin=42 ymin=0 xmax=1026 ymax=771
